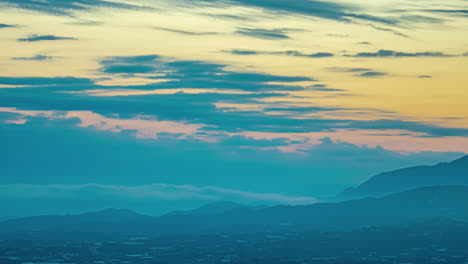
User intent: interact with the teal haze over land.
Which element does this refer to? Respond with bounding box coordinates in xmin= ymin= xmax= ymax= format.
xmin=0 ymin=0 xmax=467 ymax=217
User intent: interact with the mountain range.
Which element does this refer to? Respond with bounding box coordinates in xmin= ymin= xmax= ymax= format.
xmin=151 ymin=185 xmax=468 ymax=234
xmin=339 ymin=154 xmax=468 ymax=199
xmin=1 ymin=185 xmax=468 ymax=242
xmin=1 ymin=155 xmax=467 ymax=242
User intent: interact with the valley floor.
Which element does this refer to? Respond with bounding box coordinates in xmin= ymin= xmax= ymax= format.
xmin=1 ymin=220 xmax=468 ymax=264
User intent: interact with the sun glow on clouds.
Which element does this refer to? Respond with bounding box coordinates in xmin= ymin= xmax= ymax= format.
xmin=240 ymin=130 xmax=468 ymax=153
xmin=0 ymin=107 xmax=208 ymax=139
xmin=2 ymin=106 xmax=468 ymax=153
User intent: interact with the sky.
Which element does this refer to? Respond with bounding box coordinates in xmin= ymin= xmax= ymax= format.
xmin=0 ymin=0 xmax=467 ymax=217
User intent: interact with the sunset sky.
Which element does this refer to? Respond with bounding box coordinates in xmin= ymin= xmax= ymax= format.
xmin=1 ymin=0 xmax=467 ymax=216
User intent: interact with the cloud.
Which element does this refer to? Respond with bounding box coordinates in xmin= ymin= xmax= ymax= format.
xmin=66 ymin=20 xmax=103 ymax=26
xmin=308 ymin=84 xmax=346 ymax=92
xmin=17 ymin=34 xmax=77 ymax=42
xmin=235 ymin=27 xmax=292 ymax=39
xmin=100 ymin=55 xmax=161 ymax=64
xmin=219 ymin=135 xmax=292 ymax=147
xmin=203 ymin=13 xmax=247 ymax=21
xmin=0 ymin=116 xmax=463 ymax=197
xmin=0 ymin=0 xmax=453 ymax=30
xmin=154 ymin=27 xmax=219 ymax=36
xmin=228 ymin=50 xmax=260 ymax=55
xmin=326 ymin=67 xmax=372 ymax=72
xmin=345 ymin=49 xmax=455 ymax=58
xmin=264 ymin=106 xmax=346 ymax=113
xmin=425 ymin=9 xmax=468 ymax=17
xmin=418 ymin=75 xmax=432 ymax=79
xmin=398 ymin=14 xmax=445 ymax=24
xmin=0 ymin=108 xmax=207 ymax=140
xmin=11 ymin=54 xmax=55 ymax=61
xmin=367 ymin=24 xmax=409 ymax=38
xmin=222 ymin=0 xmax=396 ymax=24
xmin=325 ymin=33 xmax=349 ymax=38
xmin=0 ymin=183 xmax=318 ymax=216
xmin=98 ymin=54 xmax=316 ymax=91
xmin=356 ymin=71 xmax=388 ymax=78
xmin=0 ymin=0 xmax=152 ymax=16
xmin=326 ymin=67 xmax=388 ymax=78
xmin=227 ymin=49 xmax=334 ymax=58
xmin=0 ymin=53 xmax=467 ymax=139
xmin=0 ymin=23 xmax=17 ymax=28
xmin=0 ymin=76 xmax=93 ymax=86
xmin=0 ymin=86 xmax=309 ymax=134
xmin=1 ymin=74 xmax=467 ymax=138
xmin=303 ymin=52 xmax=334 ymax=58
xmin=101 ymin=65 xmax=157 ymax=74
xmin=3 ymin=0 xmax=383 ymax=25
xmin=0 ymin=183 xmax=319 ymax=205
xmin=349 ymin=119 xmax=468 ymax=138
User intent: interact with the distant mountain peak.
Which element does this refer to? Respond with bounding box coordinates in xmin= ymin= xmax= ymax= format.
xmin=339 ymin=155 xmax=468 ymax=199
xmin=452 ymin=154 xmax=468 ymax=164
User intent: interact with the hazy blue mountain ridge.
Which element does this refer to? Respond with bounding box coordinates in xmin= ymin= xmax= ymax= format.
xmin=1 ymin=186 xmax=468 ymax=241
xmin=340 ymin=155 xmax=468 ymax=199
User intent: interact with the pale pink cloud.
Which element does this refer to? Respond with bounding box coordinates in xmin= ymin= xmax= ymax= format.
xmin=239 ymin=129 xmax=468 ymax=153
xmin=0 ymin=107 xmax=208 ymax=139
xmin=4 ymin=119 xmax=28 ymax=124
xmin=1 ymin=107 xmax=467 ymax=153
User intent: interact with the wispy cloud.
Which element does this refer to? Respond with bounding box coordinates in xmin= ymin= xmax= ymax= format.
xmin=424 ymin=9 xmax=468 ymax=17
xmin=0 ymin=183 xmax=319 ymax=205
xmin=17 ymin=34 xmax=77 ymax=42
xmin=356 ymin=71 xmax=388 ymax=78
xmin=0 ymin=76 xmax=93 ymax=86
xmin=1 ymin=72 xmax=467 ymax=138
xmin=345 ymin=49 xmax=456 ymax=58
xmin=154 ymin=27 xmax=219 ymax=36
xmin=235 ymin=27 xmax=293 ymax=40
xmin=0 ymin=23 xmax=17 ymax=28
xmin=11 ymin=54 xmax=55 ymax=61
xmin=221 ymin=0 xmax=396 ymax=24
xmin=227 ymin=49 xmax=334 ymax=58
xmin=98 ymin=54 xmax=316 ymax=91
xmin=326 ymin=67 xmax=372 ymax=72
xmin=0 ymin=107 xmax=207 ymax=140
xmin=326 ymin=67 xmax=388 ymax=78
xmin=0 ymin=0 xmax=153 ymax=16
xmin=367 ymin=24 xmax=409 ymax=38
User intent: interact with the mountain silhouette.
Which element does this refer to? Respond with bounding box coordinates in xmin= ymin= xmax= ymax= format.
xmin=0 ymin=208 xmax=150 ymax=228
xmin=339 ymin=155 xmax=468 ymax=199
xmin=149 ymin=185 xmax=468 ymax=234
xmin=2 ymin=185 xmax=468 ymax=241
xmin=164 ymin=201 xmax=249 ymax=217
